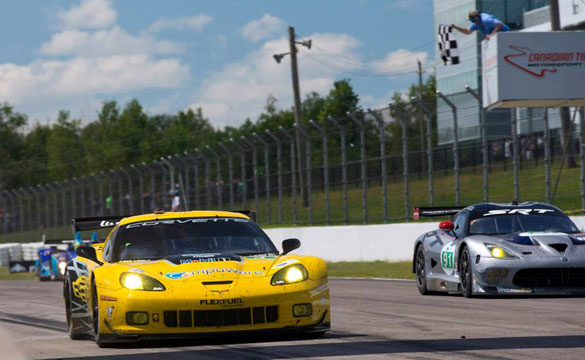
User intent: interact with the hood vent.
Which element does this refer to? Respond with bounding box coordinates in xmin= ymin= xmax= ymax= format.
xmin=549 ymin=243 xmax=568 ymax=253
xmin=202 ymin=280 xmax=233 ymax=285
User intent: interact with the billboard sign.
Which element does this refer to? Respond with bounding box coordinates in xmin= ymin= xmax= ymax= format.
xmin=482 ymin=31 xmax=585 ymax=109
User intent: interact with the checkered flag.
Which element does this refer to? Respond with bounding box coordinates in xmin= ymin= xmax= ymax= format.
xmin=438 ymin=25 xmax=459 ymax=65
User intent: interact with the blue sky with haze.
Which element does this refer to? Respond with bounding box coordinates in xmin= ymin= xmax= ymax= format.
xmin=0 ymin=0 xmax=434 ymax=128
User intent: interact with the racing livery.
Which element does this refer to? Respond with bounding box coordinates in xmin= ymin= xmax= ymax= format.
xmin=64 ymin=211 xmax=330 ymax=347
xmin=35 ymin=239 xmax=77 ymax=281
xmin=413 ymin=202 xmax=585 ymax=297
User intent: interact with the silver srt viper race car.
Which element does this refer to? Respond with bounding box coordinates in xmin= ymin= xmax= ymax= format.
xmin=412 ymin=202 xmax=585 ymax=297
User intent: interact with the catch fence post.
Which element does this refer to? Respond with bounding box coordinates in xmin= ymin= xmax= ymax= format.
xmin=253 ymin=133 xmax=271 ymax=224
xmin=30 ymin=185 xmax=41 ymax=230
xmin=230 ymin=139 xmax=247 ymax=209
xmin=295 ymin=125 xmax=312 ymax=225
xmin=367 ymin=109 xmax=388 ymax=222
xmin=278 ymin=127 xmax=298 ymax=223
xmin=541 ymin=110 xmax=552 ymax=201
xmin=328 ymin=117 xmax=348 ymax=224
xmin=86 ymin=176 xmax=96 ymax=217
xmin=188 ymin=153 xmax=200 ymax=210
xmin=465 ymin=86 xmax=488 ymax=202
xmin=437 ymin=91 xmax=460 ymax=206
xmin=178 ymin=153 xmax=192 ymax=210
xmin=119 ymin=168 xmax=133 ymax=214
xmin=511 ymin=108 xmax=520 ymax=202
xmin=347 ymin=112 xmax=368 ymax=224
xmin=411 ymin=98 xmax=435 ymax=207
xmin=12 ymin=189 xmax=24 ymax=233
xmin=5 ymin=191 xmax=16 ymax=234
xmin=205 ymin=146 xmax=223 ymax=208
xmin=218 ymin=143 xmax=235 ymax=209
xmin=45 ymin=184 xmax=57 ymax=229
xmin=265 ymin=130 xmax=283 ymax=223
xmin=130 ymin=165 xmax=144 ymax=213
xmin=390 ymin=104 xmax=411 ymax=220
xmin=309 ymin=120 xmax=330 ymax=225
xmin=241 ymin=137 xmax=259 ymax=214
xmin=197 ymin=150 xmax=212 ymax=209
xmin=110 ymin=171 xmax=123 ymax=214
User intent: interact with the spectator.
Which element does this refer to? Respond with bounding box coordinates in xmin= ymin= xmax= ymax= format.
xmin=451 ymin=10 xmax=510 ymax=40
xmin=171 ymin=190 xmax=181 ymax=212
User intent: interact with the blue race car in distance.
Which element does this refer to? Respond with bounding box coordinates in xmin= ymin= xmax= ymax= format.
xmin=35 ymin=239 xmax=77 ymax=281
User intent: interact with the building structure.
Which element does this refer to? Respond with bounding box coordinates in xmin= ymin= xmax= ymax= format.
xmin=433 ymin=0 xmax=584 ymax=145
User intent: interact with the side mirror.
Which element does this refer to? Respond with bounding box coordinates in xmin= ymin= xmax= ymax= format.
xmin=282 ymin=238 xmax=301 ymax=255
xmin=439 ymin=221 xmax=454 ymax=231
xmin=76 ymin=246 xmax=103 ymax=265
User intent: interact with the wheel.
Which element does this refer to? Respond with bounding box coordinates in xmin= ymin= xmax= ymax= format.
xmin=415 ymin=245 xmax=431 ymax=295
xmin=459 ymin=247 xmax=474 ymax=298
xmin=64 ymin=274 xmax=91 ymax=340
xmin=92 ymin=280 xmax=112 ymax=348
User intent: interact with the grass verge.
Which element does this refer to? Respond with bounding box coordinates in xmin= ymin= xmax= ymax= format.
xmin=1 ymin=262 xmax=414 ymax=281
xmin=327 ymin=261 xmax=414 ymax=280
xmin=0 ymin=266 xmax=36 ymax=281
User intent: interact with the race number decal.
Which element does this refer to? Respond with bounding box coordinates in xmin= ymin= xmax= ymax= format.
xmin=440 ymin=243 xmax=456 ymax=275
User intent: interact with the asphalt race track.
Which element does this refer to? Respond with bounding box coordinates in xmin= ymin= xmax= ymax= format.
xmin=3 ymin=278 xmax=585 ymax=359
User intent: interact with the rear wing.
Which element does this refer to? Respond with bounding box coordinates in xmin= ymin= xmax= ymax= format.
xmin=71 ymin=216 xmax=128 ymax=233
xmin=413 ymin=207 xmax=466 ymax=220
xmin=233 ymin=210 xmax=257 ymax=222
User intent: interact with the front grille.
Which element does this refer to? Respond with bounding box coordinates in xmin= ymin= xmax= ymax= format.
xmin=513 ymin=268 xmax=585 ymax=288
xmin=164 ymin=306 xmax=278 ymax=328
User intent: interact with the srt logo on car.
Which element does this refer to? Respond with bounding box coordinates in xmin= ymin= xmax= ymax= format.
xmin=483 ymin=209 xmax=555 ymax=216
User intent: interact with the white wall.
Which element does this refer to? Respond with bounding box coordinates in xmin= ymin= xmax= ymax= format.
xmin=265 ymin=216 xmax=585 ymax=263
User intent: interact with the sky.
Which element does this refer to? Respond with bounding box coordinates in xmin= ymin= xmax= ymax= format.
xmin=0 ymin=0 xmax=434 ymax=128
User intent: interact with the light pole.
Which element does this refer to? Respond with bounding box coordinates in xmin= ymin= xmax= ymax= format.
xmin=273 ymin=27 xmax=312 ymax=208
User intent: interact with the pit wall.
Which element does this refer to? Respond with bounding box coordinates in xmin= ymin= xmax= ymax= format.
xmin=265 ymin=216 xmax=585 ymax=262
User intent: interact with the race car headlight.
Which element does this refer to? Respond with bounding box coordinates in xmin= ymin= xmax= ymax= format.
xmin=271 ymin=264 xmax=308 ymax=285
xmin=120 ymin=273 xmax=165 ymax=291
xmin=485 ymin=244 xmax=517 ymax=259
xmin=58 ymin=261 xmax=67 ymax=275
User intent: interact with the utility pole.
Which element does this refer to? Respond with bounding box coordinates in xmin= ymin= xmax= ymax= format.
xmin=288 ymin=26 xmax=308 ymax=206
xmin=550 ymin=0 xmax=577 ymax=167
xmin=417 ymin=59 xmax=425 ymax=173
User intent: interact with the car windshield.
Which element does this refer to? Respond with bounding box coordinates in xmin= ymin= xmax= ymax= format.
xmin=112 ymin=217 xmax=277 ymax=261
xmin=469 ymin=214 xmax=579 ymax=235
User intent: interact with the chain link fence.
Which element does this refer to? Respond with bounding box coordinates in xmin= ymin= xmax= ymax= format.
xmin=1 ymin=93 xmax=584 ymax=241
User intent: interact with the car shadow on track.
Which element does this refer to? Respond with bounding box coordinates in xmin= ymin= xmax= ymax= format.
xmin=51 ymin=334 xmax=585 ymax=360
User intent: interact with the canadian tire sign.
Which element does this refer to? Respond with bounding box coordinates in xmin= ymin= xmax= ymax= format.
xmin=482 ymin=31 xmax=585 ymax=109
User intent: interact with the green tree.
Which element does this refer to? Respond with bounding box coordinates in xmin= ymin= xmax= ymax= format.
xmin=46 ymin=111 xmax=85 ymax=180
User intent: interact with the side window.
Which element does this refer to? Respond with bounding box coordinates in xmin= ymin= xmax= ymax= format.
xmin=453 ymin=212 xmax=469 ymax=238
xmin=102 ymin=227 xmax=118 ymax=262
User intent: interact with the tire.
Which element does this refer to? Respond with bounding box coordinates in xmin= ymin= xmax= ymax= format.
xmin=92 ymin=280 xmax=115 ymax=348
xmin=459 ymin=247 xmax=474 ymax=298
xmin=64 ymin=274 xmax=91 ymax=340
xmin=415 ymin=245 xmax=431 ymax=295
xmin=306 ymin=331 xmax=326 ymax=338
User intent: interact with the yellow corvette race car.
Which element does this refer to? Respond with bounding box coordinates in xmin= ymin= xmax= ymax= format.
xmin=64 ymin=210 xmax=330 ymax=347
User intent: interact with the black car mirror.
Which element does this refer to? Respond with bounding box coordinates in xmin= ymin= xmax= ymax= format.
xmin=76 ymin=246 xmax=103 ymax=265
xmin=282 ymin=238 xmax=301 ymax=255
